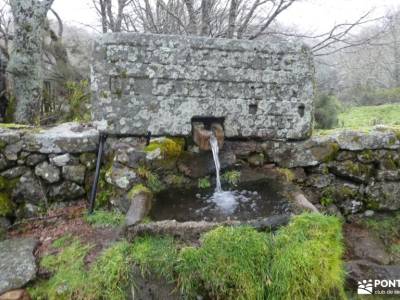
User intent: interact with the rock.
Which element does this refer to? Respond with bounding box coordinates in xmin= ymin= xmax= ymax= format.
xmin=329 ymin=160 xmax=373 ymax=183
xmin=12 ymin=173 xmax=46 ymax=205
xmin=364 ymin=210 xmax=375 ymax=217
xmin=34 ymin=162 xmax=60 ymax=183
xmin=0 ymin=238 xmax=37 ymax=294
xmin=366 ymin=182 xmax=400 ymax=211
xmin=247 ymin=153 xmax=264 ymax=167
xmin=105 ymin=163 xmax=139 ymax=190
xmin=0 ymin=289 xmax=31 ymax=300
xmin=224 ymin=141 xmax=265 ymax=157
xmin=48 ymin=181 xmax=85 ymax=201
xmin=62 ymin=165 xmax=86 ymax=184
xmin=376 ymin=170 xmax=400 ymax=181
xmin=25 ymin=154 xmax=46 ymax=167
xmin=114 ymin=147 xmax=146 ymax=168
xmin=23 ymin=123 xmax=98 ymax=154
xmin=0 ymin=217 xmax=10 ymax=230
xmin=325 ymin=204 xmax=343 ymax=218
xmin=293 ymin=193 xmax=319 ymax=213
xmin=344 ymin=225 xmax=391 ymax=265
xmin=0 ymin=155 xmax=8 ymax=172
xmin=4 ymin=142 xmax=23 ymax=161
xmin=177 ymin=150 xmax=236 ymax=178
xmin=15 ymin=204 xmax=41 ymax=220
xmin=306 ymin=174 xmax=334 ymax=189
xmin=79 ymin=153 xmax=97 ymax=170
xmin=125 ymin=189 xmax=153 ymax=226
xmin=340 ymin=199 xmax=363 ymax=215
xmin=0 ymin=129 xmax=21 ymax=146
xmin=346 ymin=260 xmax=400 ymax=289
xmin=1 ymin=167 xmax=29 ymax=179
xmin=49 ymin=154 xmax=72 ymax=167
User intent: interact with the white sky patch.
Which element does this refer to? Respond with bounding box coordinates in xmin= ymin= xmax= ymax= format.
xmin=50 ymin=0 xmax=400 ymax=33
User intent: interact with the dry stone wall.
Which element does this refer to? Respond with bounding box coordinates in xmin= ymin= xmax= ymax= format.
xmin=91 ymin=33 xmax=314 ymax=140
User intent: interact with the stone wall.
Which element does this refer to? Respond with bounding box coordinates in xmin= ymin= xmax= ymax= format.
xmin=1 ymin=123 xmax=399 ymax=224
xmin=0 ymin=123 xmax=98 ymax=220
xmin=91 ymin=33 xmax=314 ymax=140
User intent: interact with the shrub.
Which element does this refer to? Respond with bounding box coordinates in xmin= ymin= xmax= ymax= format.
xmin=64 ymin=80 xmax=91 ymax=122
xmin=177 ymin=226 xmax=270 ymax=300
xmin=314 ymin=93 xmax=342 ymax=129
xmin=269 ymin=213 xmax=345 ymax=300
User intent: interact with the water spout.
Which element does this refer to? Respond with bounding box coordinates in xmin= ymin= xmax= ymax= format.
xmin=209 ymin=133 xmax=222 ymax=192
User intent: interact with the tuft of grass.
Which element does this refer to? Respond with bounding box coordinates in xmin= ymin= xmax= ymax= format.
xmin=221 ymin=170 xmax=241 ymax=187
xmin=84 ymin=210 xmax=124 ymax=227
xmin=131 ymin=236 xmax=178 ymax=282
xmin=269 ymin=213 xmax=345 ymax=300
xmin=177 ymin=226 xmax=270 ymax=300
xmin=198 ymin=177 xmax=211 ymax=189
xmin=29 ymin=238 xmax=133 ymax=300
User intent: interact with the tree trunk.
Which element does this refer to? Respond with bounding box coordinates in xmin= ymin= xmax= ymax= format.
xmin=7 ymin=0 xmax=53 ymax=125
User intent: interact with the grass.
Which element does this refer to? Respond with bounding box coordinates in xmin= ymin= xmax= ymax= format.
xmin=131 ymin=236 xmax=178 ymax=282
xmin=177 ymin=226 xmax=270 ymax=300
xmin=221 ymin=170 xmax=241 ymax=187
xmin=29 ymin=213 xmax=346 ymax=300
xmin=338 ymin=104 xmax=400 ymax=128
xmin=29 ymin=237 xmax=133 ymax=300
xmin=314 ymin=103 xmax=400 ymax=135
xmin=84 ymin=209 xmax=124 ymax=227
xmin=198 ymin=176 xmax=211 ymax=189
xmin=269 ymin=213 xmax=346 ymax=300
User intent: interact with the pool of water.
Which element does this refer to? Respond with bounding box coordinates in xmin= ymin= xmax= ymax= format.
xmin=150 ymin=179 xmax=293 ymax=222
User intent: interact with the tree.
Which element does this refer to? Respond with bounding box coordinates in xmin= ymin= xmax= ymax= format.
xmin=7 ymin=0 xmax=54 ymax=125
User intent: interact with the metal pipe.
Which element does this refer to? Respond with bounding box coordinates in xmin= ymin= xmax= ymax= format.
xmin=88 ymin=132 xmax=107 ymax=214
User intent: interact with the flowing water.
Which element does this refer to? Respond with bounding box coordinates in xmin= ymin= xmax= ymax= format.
xmin=209 ymin=134 xmax=222 ymax=192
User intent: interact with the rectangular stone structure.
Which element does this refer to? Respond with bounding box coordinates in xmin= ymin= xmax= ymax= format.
xmin=91 ymin=33 xmax=314 ymax=140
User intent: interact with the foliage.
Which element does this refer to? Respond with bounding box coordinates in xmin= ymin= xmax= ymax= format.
xmin=198 ymin=177 xmax=211 ymax=189
xmin=221 ymin=170 xmax=241 ymax=186
xmin=314 ymin=93 xmax=343 ymax=129
xmin=29 ymin=238 xmax=133 ymax=300
xmin=338 ymin=104 xmax=400 ymax=128
xmin=136 ymin=166 xmax=164 ymax=193
xmin=269 ymin=213 xmax=345 ymax=300
xmin=131 ymin=236 xmax=178 ymax=282
xmin=128 ymin=184 xmax=151 ymax=198
xmin=177 ymin=226 xmax=270 ymax=300
xmin=64 ymin=80 xmax=91 ymax=122
xmin=84 ymin=209 xmax=124 ymax=227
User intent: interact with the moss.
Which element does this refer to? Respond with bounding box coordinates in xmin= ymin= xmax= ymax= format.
xmin=0 ymin=123 xmax=31 ymax=129
xmin=128 ymin=184 xmax=151 ymax=198
xmin=320 ymin=196 xmax=334 ymax=207
xmin=393 ymin=129 xmax=400 ymax=140
xmin=147 ymin=173 xmax=165 ymax=193
xmin=269 ymin=213 xmax=345 ymax=300
xmin=95 ymin=169 xmax=117 ymax=209
xmin=342 ymin=160 xmax=371 ymax=177
xmin=177 ymin=227 xmax=270 ymax=299
xmin=277 ymin=168 xmax=295 ymax=182
xmin=0 ymin=192 xmax=14 ymax=217
xmin=221 ymin=170 xmax=241 ymax=187
xmin=389 ymin=137 xmax=397 ymax=145
xmin=381 ymin=156 xmax=398 ymax=170
xmin=100 ymin=91 xmax=109 ymax=98
xmin=359 ymin=149 xmax=374 ymax=162
xmin=352 ymin=136 xmax=361 ymax=143
xmin=322 ymin=142 xmax=340 ymax=162
xmin=337 ymin=186 xmax=357 ymax=199
xmin=364 ymin=197 xmax=380 ymax=210
xmin=145 ymin=138 xmax=184 ymax=158
xmin=198 ymin=177 xmax=211 ymax=189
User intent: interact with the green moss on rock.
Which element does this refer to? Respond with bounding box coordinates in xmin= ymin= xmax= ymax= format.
xmin=145 ymin=138 xmax=184 ymax=158
xmin=128 ymin=184 xmax=152 ymax=198
xmin=0 ymin=192 xmax=14 ymax=217
xmin=322 ymin=142 xmax=340 ymax=163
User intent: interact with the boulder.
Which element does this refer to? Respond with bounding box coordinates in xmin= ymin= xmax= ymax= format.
xmin=48 ymin=181 xmax=85 ymax=201
xmin=0 ymin=238 xmax=37 ymax=294
xmin=177 ymin=150 xmax=236 ymax=178
xmin=12 ymin=173 xmax=46 ymax=205
xmin=0 ymin=155 xmax=8 ymax=172
xmin=114 ymin=147 xmax=146 ymax=168
xmin=105 ymin=164 xmax=139 ymax=190
xmin=366 ymin=182 xmax=400 ymax=211
xmin=4 ymin=142 xmax=23 ymax=162
xmin=0 ymin=129 xmax=21 ymax=146
xmin=34 ymin=162 xmax=60 ymax=184
xmin=329 ymin=160 xmax=373 ymax=183
xmin=62 ymin=165 xmax=86 ymax=184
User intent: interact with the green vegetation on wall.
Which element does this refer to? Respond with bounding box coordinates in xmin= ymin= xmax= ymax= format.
xmin=314 ymin=93 xmax=342 ymax=129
